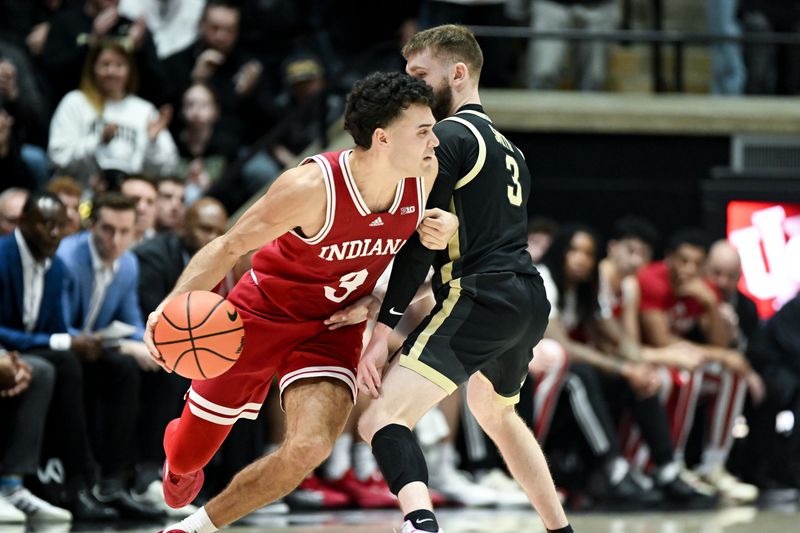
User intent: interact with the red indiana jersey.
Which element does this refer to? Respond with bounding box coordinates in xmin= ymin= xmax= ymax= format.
xmin=637 ymin=261 xmax=718 ymax=336
xmin=249 ymin=149 xmax=426 ymax=321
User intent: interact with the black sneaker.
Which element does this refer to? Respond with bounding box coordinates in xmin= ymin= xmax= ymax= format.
xmin=658 ymin=475 xmax=718 ymax=509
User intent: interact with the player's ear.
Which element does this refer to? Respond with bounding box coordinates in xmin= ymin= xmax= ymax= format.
xmin=452 ymin=62 xmax=468 ymax=86
xmin=373 ymin=127 xmax=389 ymax=148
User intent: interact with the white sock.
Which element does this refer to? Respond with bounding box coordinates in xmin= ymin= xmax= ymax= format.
xmin=321 ymin=433 xmax=352 ymax=480
xmin=697 ymin=447 xmax=726 ymax=476
xmin=169 ymin=506 xmax=217 ymax=533
xmin=352 ymin=441 xmax=378 ymax=481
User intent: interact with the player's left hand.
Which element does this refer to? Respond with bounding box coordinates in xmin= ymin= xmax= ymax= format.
xmin=358 ymin=323 xmax=392 ymax=398
xmin=418 ymin=208 xmax=458 ymax=250
xmin=325 ymin=294 xmax=380 ymax=330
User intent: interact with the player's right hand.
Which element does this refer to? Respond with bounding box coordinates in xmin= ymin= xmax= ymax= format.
xmin=143 ymin=305 xmax=171 ymax=372
xmin=357 ymin=323 xmax=392 ymax=398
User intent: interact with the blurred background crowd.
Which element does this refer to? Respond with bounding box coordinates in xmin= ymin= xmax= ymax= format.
xmin=0 ymin=0 xmax=798 ymax=528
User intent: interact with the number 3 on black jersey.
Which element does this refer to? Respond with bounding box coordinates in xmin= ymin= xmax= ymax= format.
xmin=505 ymin=155 xmax=522 ymax=206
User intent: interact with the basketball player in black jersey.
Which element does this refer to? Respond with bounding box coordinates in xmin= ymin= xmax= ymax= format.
xmin=356 ymin=25 xmax=572 ymax=533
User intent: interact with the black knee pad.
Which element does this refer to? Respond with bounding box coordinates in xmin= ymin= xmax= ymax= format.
xmin=371 ymin=424 xmax=428 ymax=495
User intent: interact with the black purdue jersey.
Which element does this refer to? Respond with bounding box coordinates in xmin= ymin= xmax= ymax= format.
xmin=427 ymin=103 xmax=537 ymax=289
xmin=378 ymin=103 xmax=539 ymax=328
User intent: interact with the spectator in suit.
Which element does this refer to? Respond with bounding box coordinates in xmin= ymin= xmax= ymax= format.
xmin=119 ymin=174 xmax=157 ymax=244
xmin=48 ymin=39 xmax=178 ymax=185
xmin=57 ymin=192 xmax=161 ymax=520
xmin=47 ymin=176 xmax=85 ymax=237
xmin=0 ymin=347 xmax=73 ymax=523
xmin=132 ymin=197 xmax=229 ymax=510
xmin=0 ymin=191 xmax=117 ymax=521
xmin=155 ymin=176 xmax=185 ymax=234
xmin=705 ymin=240 xmax=759 ymax=351
xmin=0 ymin=188 xmax=28 ymax=235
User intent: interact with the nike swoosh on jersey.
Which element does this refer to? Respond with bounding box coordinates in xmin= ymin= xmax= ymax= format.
xmin=388 ymin=307 xmax=404 ymax=316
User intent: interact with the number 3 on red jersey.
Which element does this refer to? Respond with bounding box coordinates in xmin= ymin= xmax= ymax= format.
xmin=324 ymin=269 xmax=369 ymax=303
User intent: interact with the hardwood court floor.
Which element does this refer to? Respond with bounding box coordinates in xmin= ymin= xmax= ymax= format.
xmin=3 ymin=504 xmax=799 ymax=533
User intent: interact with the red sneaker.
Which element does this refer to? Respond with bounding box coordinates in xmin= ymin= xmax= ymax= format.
xmin=285 ymin=474 xmax=351 ymax=509
xmin=162 ymin=460 xmax=204 ymax=509
xmin=327 ymin=470 xmax=397 ymax=509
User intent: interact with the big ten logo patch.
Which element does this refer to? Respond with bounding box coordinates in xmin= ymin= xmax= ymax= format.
xmin=727 ymin=201 xmax=800 ymax=317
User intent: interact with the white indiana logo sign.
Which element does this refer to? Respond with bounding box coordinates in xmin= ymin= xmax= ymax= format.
xmin=728 ymin=205 xmax=800 ymax=311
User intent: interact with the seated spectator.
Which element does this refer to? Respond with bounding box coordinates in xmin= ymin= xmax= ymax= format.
xmin=174 ymin=83 xmax=237 ymax=205
xmin=57 ymin=193 xmax=162 ymax=520
xmin=155 ymin=176 xmax=185 ymax=233
xmin=270 ymin=54 xmax=345 ymax=168
xmin=525 ymin=0 xmax=620 ymax=91
xmin=0 ymin=188 xmax=28 ymax=236
xmin=41 ymin=0 xmax=168 ymax=106
xmin=163 ymin=0 xmax=264 ymax=147
xmin=133 ymin=197 xmax=232 ymax=513
xmin=0 ymin=192 xmax=117 ymax=521
xmin=0 ymin=39 xmax=49 ymax=182
xmin=163 ymin=0 xmax=281 ymax=211
xmin=745 ymin=295 xmax=800 ymax=489
xmin=539 ymin=224 xmax=713 ymax=506
xmin=48 ymin=39 xmax=178 ymax=185
xmin=0 ymin=102 xmax=36 ymax=192
xmin=119 ymin=174 xmax=157 ymax=245
xmin=118 ymin=0 xmax=204 ymax=59
xmin=705 ymin=240 xmax=760 ymax=351
xmin=47 ymin=176 xmax=85 ymax=236
xmin=0 ymin=348 xmax=72 ymax=523
xmin=637 ymin=228 xmax=763 ymax=503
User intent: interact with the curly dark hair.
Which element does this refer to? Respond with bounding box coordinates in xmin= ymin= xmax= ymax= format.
xmin=344 ymin=72 xmax=434 ymax=149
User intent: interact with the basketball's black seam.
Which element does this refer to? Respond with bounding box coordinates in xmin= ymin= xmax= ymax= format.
xmin=185 ymin=292 xmax=207 ymax=378
xmin=153 ymin=326 xmax=244 ymax=346
xmin=159 ymin=297 xmax=228 ymax=332
xmin=192 ymin=347 xmax=240 ymax=362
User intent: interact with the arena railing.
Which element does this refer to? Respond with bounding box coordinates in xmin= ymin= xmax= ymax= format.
xmin=469 ymin=25 xmax=800 ymax=93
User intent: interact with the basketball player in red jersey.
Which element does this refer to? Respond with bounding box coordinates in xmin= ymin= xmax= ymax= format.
xmin=142 ymin=72 xmax=458 ymax=533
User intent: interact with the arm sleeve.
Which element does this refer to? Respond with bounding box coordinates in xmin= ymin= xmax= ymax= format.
xmin=376 ymin=120 xmax=464 ymax=328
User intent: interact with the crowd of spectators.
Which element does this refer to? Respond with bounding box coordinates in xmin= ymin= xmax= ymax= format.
xmin=0 ymin=0 xmax=798 ymax=527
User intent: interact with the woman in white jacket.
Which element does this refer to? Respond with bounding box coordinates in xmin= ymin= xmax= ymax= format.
xmin=48 ymin=39 xmax=178 ymax=185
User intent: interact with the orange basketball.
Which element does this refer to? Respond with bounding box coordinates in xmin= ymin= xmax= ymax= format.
xmin=153 ymin=291 xmax=244 ymax=380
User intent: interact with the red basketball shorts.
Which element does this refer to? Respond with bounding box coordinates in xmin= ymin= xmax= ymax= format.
xmin=186 ymin=271 xmax=365 ymax=426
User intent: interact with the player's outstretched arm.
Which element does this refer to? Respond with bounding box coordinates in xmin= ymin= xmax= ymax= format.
xmin=143 ymin=164 xmax=327 ymax=366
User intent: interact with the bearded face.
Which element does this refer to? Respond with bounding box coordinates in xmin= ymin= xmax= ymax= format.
xmin=430 ymin=76 xmax=453 ymax=121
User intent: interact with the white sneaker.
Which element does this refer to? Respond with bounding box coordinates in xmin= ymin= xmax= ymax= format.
xmin=400 ymin=519 xmax=443 ymax=533
xmin=4 ymin=487 xmax=71 ymax=522
xmin=428 ymin=465 xmax=498 ymax=507
xmin=0 ymin=495 xmax=26 ymax=524
xmin=702 ymin=467 xmax=759 ymax=504
xmin=679 ymin=466 xmax=718 ymax=497
xmin=132 ymin=480 xmax=198 ymax=518
xmin=478 ymin=469 xmax=529 ymax=507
